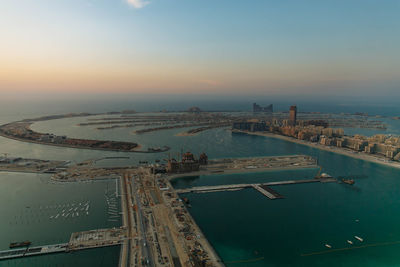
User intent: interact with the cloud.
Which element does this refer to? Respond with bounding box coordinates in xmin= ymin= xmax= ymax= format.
xmin=126 ymin=0 xmax=150 ymax=9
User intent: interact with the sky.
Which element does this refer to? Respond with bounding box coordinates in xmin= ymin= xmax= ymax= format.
xmin=0 ymin=0 xmax=399 ymax=100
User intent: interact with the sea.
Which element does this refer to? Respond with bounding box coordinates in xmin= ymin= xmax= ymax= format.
xmin=1 ymin=98 xmax=400 ymax=267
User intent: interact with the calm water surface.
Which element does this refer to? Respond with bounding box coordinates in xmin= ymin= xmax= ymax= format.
xmin=1 ymin=111 xmax=400 ymax=266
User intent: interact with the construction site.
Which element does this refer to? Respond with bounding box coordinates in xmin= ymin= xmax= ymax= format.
xmin=0 ymin=151 xmax=338 ymax=266
xmin=0 ymin=154 xmax=68 ymax=173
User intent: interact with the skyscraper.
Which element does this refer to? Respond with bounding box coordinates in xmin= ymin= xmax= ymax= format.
xmin=289 ymin=105 xmax=297 ymax=126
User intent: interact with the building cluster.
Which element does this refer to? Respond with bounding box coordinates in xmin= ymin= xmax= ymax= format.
xmin=166 ymin=152 xmax=208 ymax=173
xmin=187 ymin=106 xmax=202 ymax=113
xmin=40 ymin=133 xmax=67 ymax=143
xmin=232 ymin=121 xmax=269 ymax=132
xmin=316 ymin=134 xmax=400 ymax=160
xmin=253 ymin=103 xmax=273 ymax=113
xmin=233 ymin=105 xmax=400 ymax=161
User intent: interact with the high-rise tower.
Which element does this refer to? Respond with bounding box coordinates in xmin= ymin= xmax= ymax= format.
xmin=289 ymin=105 xmax=297 ymax=126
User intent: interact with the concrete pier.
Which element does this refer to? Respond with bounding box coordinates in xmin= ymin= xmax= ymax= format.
xmin=0 ymin=228 xmax=127 ymax=261
xmin=0 ymin=243 xmax=68 ymax=260
xmin=252 ymin=184 xmax=284 ymax=199
xmin=260 ymin=185 xmax=284 ymax=199
xmin=175 ymin=178 xmax=337 ymax=195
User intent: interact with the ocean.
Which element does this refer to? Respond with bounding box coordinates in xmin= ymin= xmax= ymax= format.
xmin=1 ymin=99 xmax=400 ymax=266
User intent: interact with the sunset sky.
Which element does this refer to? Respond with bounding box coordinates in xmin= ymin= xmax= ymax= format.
xmin=1 ymin=0 xmax=399 ymax=98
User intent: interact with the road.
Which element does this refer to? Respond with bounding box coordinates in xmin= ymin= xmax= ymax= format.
xmin=130 ymin=172 xmax=154 ymax=267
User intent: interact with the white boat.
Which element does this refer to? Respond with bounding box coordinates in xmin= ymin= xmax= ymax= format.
xmin=86 ymin=211 xmax=89 ymax=215
xmin=355 ymin=236 xmax=363 ymax=242
xmin=55 ymin=214 xmax=59 ymax=219
xmin=325 ymin=244 xmax=332 ymax=248
xmin=347 ymin=240 xmax=353 ymax=245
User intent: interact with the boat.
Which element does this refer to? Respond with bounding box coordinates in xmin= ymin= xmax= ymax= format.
xmin=342 ymin=179 xmax=355 ymax=185
xmin=347 ymin=240 xmax=353 ymax=245
xmin=325 ymin=244 xmax=332 ymax=248
xmin=9 ymin=241 xmax=31 ymax=249
xmin=355 ymin=236 xmax=363 ymax=242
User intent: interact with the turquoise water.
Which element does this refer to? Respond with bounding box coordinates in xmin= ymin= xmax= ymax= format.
xmin=176 ymin=138 xmax=400 ymax=266
xmin=1 ymin=109 xmax=400 ymax=266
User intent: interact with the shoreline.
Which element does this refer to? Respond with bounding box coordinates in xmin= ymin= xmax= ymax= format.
xmin=0 ymin=132 xmax=143 ymax=153
xmin=0 ymin=131 xmax=170 ymax=154
xmin=234 ymin=130 xmax=400 ymax=170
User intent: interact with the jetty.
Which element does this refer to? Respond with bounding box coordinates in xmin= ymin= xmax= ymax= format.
xmin=0 ymin=228 xmax=127 ymax=261
xmin=0 ymin=243 xmax=68 ymax=260
xmin=175 ymin=178 xmax=337 ymax=199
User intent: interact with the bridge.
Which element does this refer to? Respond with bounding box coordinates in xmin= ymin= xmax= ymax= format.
xmin=175 ymin=178 xmax=337 ymax=199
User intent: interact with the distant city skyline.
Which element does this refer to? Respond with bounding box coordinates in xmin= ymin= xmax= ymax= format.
xmin=0 ymin=0 xmax=399 ymax=98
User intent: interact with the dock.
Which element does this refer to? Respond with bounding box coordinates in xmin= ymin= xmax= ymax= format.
xmin=175 ymin=178 xmax=337 ymax=198
xmin=253 ymin=184 xmax=284 ymax=199
xmin=0 ymin=243 xmax=68 ymax=260
xmin=0 ymin=228 xmax=127 ymax=261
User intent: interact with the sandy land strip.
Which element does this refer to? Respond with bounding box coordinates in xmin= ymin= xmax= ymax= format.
xmin=175 ymin=132 xmax=196 ymax=137
xmin=233 ymin=130 xmax=400 ymax=170
xmin=175 ymin=125 xmax=230 ymax=137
